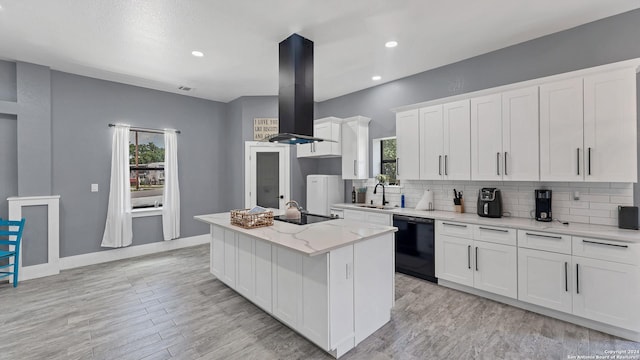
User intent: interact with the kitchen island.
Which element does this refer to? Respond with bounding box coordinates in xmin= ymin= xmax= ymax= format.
xmin=194 ymin=212 xmax=397 ymax=358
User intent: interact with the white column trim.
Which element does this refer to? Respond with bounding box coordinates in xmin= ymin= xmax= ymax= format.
xmin=7 ymin=195 xmax=61 ymax=282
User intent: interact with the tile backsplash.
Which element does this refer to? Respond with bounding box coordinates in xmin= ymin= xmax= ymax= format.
xmin=351 ymin=179 xmax=634 ymax=226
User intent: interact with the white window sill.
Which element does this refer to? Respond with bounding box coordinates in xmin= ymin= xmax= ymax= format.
xmin=132 ymin=208 xmax=163 ymax=218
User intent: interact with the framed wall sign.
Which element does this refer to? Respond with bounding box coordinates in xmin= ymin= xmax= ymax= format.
xmin=253 ymin=118 xmax=279 ymax=140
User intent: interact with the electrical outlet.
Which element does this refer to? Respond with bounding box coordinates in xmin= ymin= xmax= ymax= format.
xmin=573 ymin=191 xmax=580 ymax=201
xmin=91 ymin=184 xmax=99 ymax=192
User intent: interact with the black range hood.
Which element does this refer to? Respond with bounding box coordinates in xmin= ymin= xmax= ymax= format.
xmin=268 ymin=34 xmax=330 ymax=145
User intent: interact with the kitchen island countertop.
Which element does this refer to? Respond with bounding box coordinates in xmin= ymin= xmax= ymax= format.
xmin=194 ymin=212 xmax=397 ymax=256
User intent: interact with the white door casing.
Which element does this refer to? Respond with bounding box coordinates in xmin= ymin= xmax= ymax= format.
xmin=245 ymin=141 xmax=290 ymax=210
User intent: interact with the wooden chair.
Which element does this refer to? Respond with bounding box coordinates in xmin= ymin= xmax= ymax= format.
xmin=0 ymin=218 xmax=26 ymax=287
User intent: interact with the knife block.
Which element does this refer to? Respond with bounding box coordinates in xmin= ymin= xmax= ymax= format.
xmin=454 ymin=199 xmax=464 ymax=213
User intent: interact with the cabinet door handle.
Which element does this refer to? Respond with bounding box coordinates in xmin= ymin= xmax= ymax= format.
xmin=353 ymin=160 xmax=357 ymax=176
xmin=479 ymin=226 xmax=508 ymax=233
xmin=443 ymin=222 xmax=466 ymax=228
xmin=525 ymin=232 xmax=562 ymax=240
xmin=576 ymin=148 xmax=580 ymax=176
xmin=564 ymin=261 xmax=568 ymax=292
xmin=475 ymin=246 xmax=479 ymax=271
xmin=588 ymin=147 xmax=591 ymax=175
xmin=576 ymin=263 xmax=580 ymax=294
xmin=504 ymin=152 xmax=508 ymax=176
xmin=397 ymin=157 xmax=400 ymax=176
xmin=438 ymin=155 xmax=442 ymax=176
xmin=582 ymin=239 xmax=628 ymax=248
xmin=496 ymin=152 xmax=500 ymax=176
xmin=444 ymin=155 xmax=448 ymax=176
xmin=467 ymin=245 xmax=471 ymax=269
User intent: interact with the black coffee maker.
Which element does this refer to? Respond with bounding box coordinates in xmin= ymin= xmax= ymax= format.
xmin=535 ymin=189 xmax=552 ymax=222
xmin=477 ymin=188 xmax=502 ymax=218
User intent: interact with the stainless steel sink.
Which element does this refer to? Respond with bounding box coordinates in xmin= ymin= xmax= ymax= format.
xmin=355 ymin=204 xmax=395 ymax=210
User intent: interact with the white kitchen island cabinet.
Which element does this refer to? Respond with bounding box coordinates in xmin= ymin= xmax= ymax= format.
xmin=195 ymin=213 xmax=397 ymax=358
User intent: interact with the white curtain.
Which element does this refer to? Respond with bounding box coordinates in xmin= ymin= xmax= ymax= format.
xmin=101 ymin=124 xmax=133 ymax=248
xmin=162 ymin=130 xmax=180 ymax=240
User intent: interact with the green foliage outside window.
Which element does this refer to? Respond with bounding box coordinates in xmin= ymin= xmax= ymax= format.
xmin=381 ymin=138 xmax=397 ymax=184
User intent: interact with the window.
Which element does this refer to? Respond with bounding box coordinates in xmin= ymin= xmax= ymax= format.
xmin=130 ymin=130 xmax=164 ymax=209
xmin=380 ymin=138 xmax=397 ymax=185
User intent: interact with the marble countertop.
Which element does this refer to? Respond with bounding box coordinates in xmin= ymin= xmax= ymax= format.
xmin=194 ymin=212 xmax=397 ymax=256
xmin=331 ymin=203 xmax=640 ymax=244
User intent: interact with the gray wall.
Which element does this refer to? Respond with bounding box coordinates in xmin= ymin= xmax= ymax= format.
xmin=0 ymin=113 xmax=17 ymax=220
xmin=316 ymin=8 xmax=640 ymax=204
xmin=224 ymin=96 xmax=317 ymax=209
xmin=51 ymin=71 xmax=228 ymax=257
xmin=0 ymin=61 xmax=16 ymax=101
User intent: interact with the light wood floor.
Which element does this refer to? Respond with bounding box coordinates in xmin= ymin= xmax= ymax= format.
xmin=0 ymin=245 xmax=637 ymax=360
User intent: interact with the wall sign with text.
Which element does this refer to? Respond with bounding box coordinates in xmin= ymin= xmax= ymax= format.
xmin=253 ymin=118 xmax=279 ymax=140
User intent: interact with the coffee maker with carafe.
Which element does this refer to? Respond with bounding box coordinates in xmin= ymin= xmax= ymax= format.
xmin=535 ymin=189 xmax=552 ymax=222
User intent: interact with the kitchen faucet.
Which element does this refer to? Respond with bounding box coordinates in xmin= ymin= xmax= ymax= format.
xmin=373 ymin=183 xmax=389 ymax=206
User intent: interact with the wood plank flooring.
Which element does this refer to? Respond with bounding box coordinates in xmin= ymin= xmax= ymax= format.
xmin=0 ymin=244 xmax=637 ymax=360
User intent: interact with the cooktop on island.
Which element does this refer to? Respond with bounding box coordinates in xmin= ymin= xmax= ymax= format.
xmin=274 ymin=213 xmax=337 ymax=225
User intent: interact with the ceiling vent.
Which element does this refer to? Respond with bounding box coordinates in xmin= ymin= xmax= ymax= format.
xmin=178 ymin=86 xmax=192 ymax=91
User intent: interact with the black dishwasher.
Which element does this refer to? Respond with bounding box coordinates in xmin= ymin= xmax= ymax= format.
xmin=393 ymin=215 xmax=437 ymax=283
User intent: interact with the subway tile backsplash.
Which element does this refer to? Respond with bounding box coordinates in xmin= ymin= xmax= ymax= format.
xmin=351 ymin=179 xmax=633 ymax=226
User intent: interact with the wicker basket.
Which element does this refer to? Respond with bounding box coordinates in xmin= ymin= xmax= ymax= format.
xmin=230 ymin=209 xmax=274 ymax=229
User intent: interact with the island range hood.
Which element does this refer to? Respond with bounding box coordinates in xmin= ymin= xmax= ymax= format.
xmin=267 ymin=34 xmax=330 ymax=145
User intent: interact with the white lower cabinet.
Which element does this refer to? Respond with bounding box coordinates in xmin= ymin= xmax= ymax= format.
xmin=436 ymin=231 xmax=517 ymax=298
xmin=518 ymin=248 xmax=573 ymax=313
xmin=210 ymin=225 xmax=237 ymax=288
xmin=573 ymin=256 xmax=640 ymax=331
xmin=474 ymin=241 xmax=517 ymax=298
xmin=209 ymin=225 xmax=394 ymax=357
xmin=254 ymin=239 xmax=273 ymax=311
xmin=210 ymin=225 xmax=224 ymax=278
xmin=436 ymin=234 xmax=473 ymax=287
xmin=272 ymin=246 xmax=304 ymax=329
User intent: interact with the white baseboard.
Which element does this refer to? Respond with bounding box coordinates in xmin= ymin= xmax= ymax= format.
xmin=14 ymin=262 xmax=60 ymax=282
xmin=59 ymin=234 xmax=209 ymax=270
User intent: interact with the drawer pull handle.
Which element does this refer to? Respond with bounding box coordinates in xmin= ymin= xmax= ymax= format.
xmin=564 ymin=262 xmax=568 ymax=292
xmin=582 ymin=240 xmax=628 ymax=249
xmin=525 ymin=232 xmax=562 ymax=240
xmin=479 ymin=227 xmax=508 ymax=233
xmin=475 ymin=246 xmax=479 ymax=271
xmin=443 ymin=222 xmax=467 ymax=228
xmin=576 ymin=263 xmax=580 ymax=294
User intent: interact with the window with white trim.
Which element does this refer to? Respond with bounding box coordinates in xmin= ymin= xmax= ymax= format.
xmin=129 ymin=130 xmax=164 ymax=209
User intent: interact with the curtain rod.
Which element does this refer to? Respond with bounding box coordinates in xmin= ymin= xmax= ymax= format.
xmin=108 ymin=123 xmax=181 ymax=134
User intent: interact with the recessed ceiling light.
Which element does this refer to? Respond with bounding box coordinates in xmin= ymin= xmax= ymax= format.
xmin=191 ymin=50 xmax=204 ymax=57
xmin=372 ymin=75 xmax=382 ymax=81
xmin=385 ymin=41 xmax=398 ymax=48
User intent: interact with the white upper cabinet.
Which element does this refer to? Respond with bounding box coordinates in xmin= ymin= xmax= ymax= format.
xmin=341 ymin=116 xmax=371 ymax=180
xmin=297 ymin=117 xmax=342 ymax=158
xmin=443 ymin=100 xmax=471 ymax=180
xmin=583 ymin=69 xmax=637 ymax=182
xmin=541 ymin=69 xmax=637 ymax=182
xmin=540 ymin=78 xmax=584 ymax=181
xmin=471 ymin=93 xmax=503 ymax=181
xmin=419 ymin=105 xmax=444 ymax=180
xmin=502 ymin=86 xmax=540 ymax=181
xmin=395 ymin=109 xmax=420 ymax=180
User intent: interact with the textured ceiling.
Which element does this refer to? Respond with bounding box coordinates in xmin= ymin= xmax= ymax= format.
xmin=0 ymin=1 xmax=638 ymax=102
